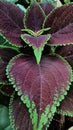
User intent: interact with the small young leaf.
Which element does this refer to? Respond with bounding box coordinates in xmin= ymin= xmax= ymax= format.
xmin=21 ymin=34 xmax=51 ymax=63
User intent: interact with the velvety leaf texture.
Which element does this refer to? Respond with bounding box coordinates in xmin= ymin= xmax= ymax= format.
xmin=58 ymin=84 xmax=73 ymax=117
xmin=0 ymin=48 xmax=18 ymax=84
xmin=0 ymin=0 xmax=24 ymax=47
xmin=24 ymin=2 xmax=45 ymax=31
xmin=40 ymin=2 xmax=54 ymax=16
xmin=21 ymin=34 xmax=50 ymax=48
xmin=44 ymin=4 xmax=73 ymax=34
xmin=49 ymin=23 xmax=73 ymax=45
xmin=7 ymin=54 xmax=72 ymax=129
xmin=9 ymin=93 xmax=33 ymax=130
xmin=56 ymin=45 xmax=73 ymax=67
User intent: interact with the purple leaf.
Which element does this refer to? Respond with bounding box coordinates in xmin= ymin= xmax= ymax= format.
xmin=7 ymin=54 xmax=72 ymax=129
xmin=0 ymin=1 xmax=24 ymax=46
xmin=21 ymin=34 xmax=50 ymax=48
xmin=49 ymin=24 xmax=73 ymax=45
xmin=0 ymin=48 xmax=18 ymax=84
xmin=24 ymin=2 xmax=45 ymax=31
xmin=56 ymin=45 xmax=73 ymax=67
xmin=21 ymin=34 xmax=51 ymax=64
xmin=44 ymin=4 xmax=73 ymax=34
xmin=58 ymin=84 xmax=73 ymax=117
xmin=9 ymin=93 xmax=33 ymax=130
xmin=40 ymin=2 xmax=54 ymax=15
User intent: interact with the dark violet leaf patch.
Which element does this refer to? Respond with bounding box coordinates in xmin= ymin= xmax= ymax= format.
xmin=0 ymin=1 xmax=73 ymax=130
xmin=6 ymin=54 xmax=73 ymax=129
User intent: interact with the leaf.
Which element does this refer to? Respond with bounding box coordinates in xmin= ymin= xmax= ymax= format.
xmin=43 ymin=4 xmax=73 ymax=34
xmin=21 ymin=34 xmax=51 ymax=63
xmin=41 ymin=0 xmax=57 ymax=8
xmin=0 ymin=48 xmax=18 ymax=84
xmin=0 ymin=1 xmax=24 ymax=47
xmin=58 ymin=84 xmax=73 ymax=117
xmin=4 ymin=125 xmax=12 ymax=130
xmin=9 ymin=93 xmax=33 ymax=130
xmin=40 ymin=2 xmax=54 ymax=15
xmin=56 ymin=45 xmax=73 ymax=66
xmin=7 ymin=54 xmax=72 ymax=129
xmin=16 ymin=4 xmax=26 ymax=12
xmin=0 ymin=32 xmax=19 ymax=50
xmin=48 ymin=24 xmax=73 ymax=46
xmin=3 ymin=0 xmax=18 ymax=3
xmin=0 ymin=105 xmax=10 ymax=130
xmin=24 ymin=2 xmax=45 ymax=31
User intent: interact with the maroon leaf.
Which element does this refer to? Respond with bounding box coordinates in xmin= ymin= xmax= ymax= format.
xmin=58 ymin=84 xmax=73 ymax=117
xmin=40 ymin=2 xmax=54 ymax=15
xmin=7 ymin=54 xmax=72 ymax=129
xmin=49 ymin=23 xmax=73 ymax=45
xmin=56 ymin=45 xmax=73 ymax=67
xmin=21 ymin=34 xmax=51 ymax=64
xmin=44 ymin=4 xmax=73 ymax=34
xmin=21 ymin=34 xmax=50 ymax=48
xmin=0 ymin=48 xmax=18 ymax=84
xmin=24 ymin=2 xmax=45 ymax=31
xmin=0 ymin=1 xmax=24 ymax=46
xmin=9 ymin=93 xmax=33 ymax=130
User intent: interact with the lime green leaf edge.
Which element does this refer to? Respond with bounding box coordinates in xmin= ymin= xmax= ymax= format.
xmin=6 ymin=54 xmax=73 ymax=130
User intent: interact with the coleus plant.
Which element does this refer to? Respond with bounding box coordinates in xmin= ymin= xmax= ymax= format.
xmin=0 ymin=0 xmax=73 ymax=130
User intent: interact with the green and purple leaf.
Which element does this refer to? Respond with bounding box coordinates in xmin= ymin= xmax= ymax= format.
xmin=40 ymin=2 xmax=54 ymax=16
xmin=56 ymin=45 xmax=73 ymax=66
xmin=9 ymin=93 xmax=33 ymax=130
xmin=6 ymin=54 xmax=72 ymax=129
xmin=49 ymin=24 xmax=73 ymax=46
xmin=0 ymin=48 xmax=18 ymax=84
xmin=43 ymin=4 xmax=73 ymax=34
xmin=24 ymin=2 xmax=45 ymax=31
xmin=58 ymin=84 xmax=73 ymax=117
xmin=21 ymin=34 xmax=51 ymax=64
xmin=0 ymin=0 xmax=24 ymax=47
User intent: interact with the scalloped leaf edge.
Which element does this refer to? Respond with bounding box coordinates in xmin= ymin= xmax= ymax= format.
xmin=6 ymin=54 xmax=73 ymax=130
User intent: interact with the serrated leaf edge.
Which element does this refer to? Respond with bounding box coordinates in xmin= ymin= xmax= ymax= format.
xmin=24 ymin=1 xmax=46 ymax=30
xmin=6 ymin=54 xmax=73 ymax=130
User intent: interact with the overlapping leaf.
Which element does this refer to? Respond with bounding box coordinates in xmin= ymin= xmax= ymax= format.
xmin=44 ymin=4 xmax=73 ymax=34
xmin=21 ymin=34 xmax=51 ymax=63
xmin=56 ymin=45 xmax=73 ymax=66
xmin=7 ymin=54 xmax=72 ymax=129
xmin=24 ymin=2 xmax=45 ymax=31
xmin=9 ymin=93 xmax=33 ymax=130
xmin=40 ymin=2 xmax=54 ymax=15
xmin=0 ymin=0 xmax=24 ymax=47
xmin=58 ymin=84 xmax=73 ymax=117
xmin=49 ymin=24 xmax=73 ymax=45
xmin=0 ymin=48 xmax=18 ymax=84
